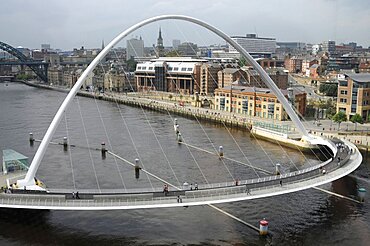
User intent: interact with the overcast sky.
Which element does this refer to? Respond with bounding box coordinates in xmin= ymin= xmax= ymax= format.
xmin=1 ymin=0 xmax=369 ymax=50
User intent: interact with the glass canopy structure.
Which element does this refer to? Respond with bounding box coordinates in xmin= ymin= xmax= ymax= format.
xmin=2 ymin=149 xmax=29 ymax=174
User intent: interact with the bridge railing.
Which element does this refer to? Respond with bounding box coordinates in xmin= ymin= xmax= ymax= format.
xmin=0 ymin=149 xmax=355 ymax=208
xmin=0 ymin=140 xmax=354 ymax=208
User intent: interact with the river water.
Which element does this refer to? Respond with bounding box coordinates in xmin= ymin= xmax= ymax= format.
xmin=0 ymin=82 xmax=369 ymax=245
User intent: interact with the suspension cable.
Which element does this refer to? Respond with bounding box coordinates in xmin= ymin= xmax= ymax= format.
xmin=76 ymin=96 xmax=101 ymax=192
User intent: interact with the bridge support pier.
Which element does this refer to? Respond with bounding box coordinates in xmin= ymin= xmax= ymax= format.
xmin=29 ymin=133 xmax=34 ymax=147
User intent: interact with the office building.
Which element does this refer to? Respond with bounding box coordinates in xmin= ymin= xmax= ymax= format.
xmin=229 ymin=33 xmax=276 ymax=58
xmin=172 ymin=39 xmax=181 ymax=49
xmin=337 ymin=73 xmax=370 ymax=120
xmin=126 ymin=37 xmax=144 ymax=60
xmin=214 ymin=86 xmax=306 ymax=120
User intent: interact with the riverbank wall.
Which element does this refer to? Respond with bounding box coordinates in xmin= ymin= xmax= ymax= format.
xmin=18 ymin=80 xmax=351 ymax=153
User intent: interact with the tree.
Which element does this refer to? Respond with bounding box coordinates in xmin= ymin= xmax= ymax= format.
xmin=238 ymin=56 xmax=247 ymax=67
xmin=332 ymin=111 xmax=347 ymax=130
xmin=319 ymin=83 xmax=338 ymax=97
xmin=16 ymin=74 xmax=34 ymax=80
xmin=126 ymin=58 xmax=137 ymax=72
xmin=168 ymin=94 xmax=173 ymax=101
xmin=324 ymin=98 xmax=336 ymax=119
xmin=350 ymin=113 xmax=363 ymax=131
xmin=165 ymin=50 xmax=182 ymax=57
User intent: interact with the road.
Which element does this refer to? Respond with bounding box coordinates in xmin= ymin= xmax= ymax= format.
xmin=288 ymin=74 xmax=329 ymax=100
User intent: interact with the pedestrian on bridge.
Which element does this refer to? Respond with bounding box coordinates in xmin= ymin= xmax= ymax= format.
xmin=163 ymin=184 xmax=169 ymax=196
xmin=177 ymin=195 xmax=182 ymax=203
xmin=245 ymin=185 xmax=251 ymax=195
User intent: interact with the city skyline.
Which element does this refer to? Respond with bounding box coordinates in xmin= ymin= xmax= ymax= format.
xmin=1 ymin=0 xmax=370 ymax=50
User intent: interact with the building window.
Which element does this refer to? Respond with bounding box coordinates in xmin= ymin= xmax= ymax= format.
xmin=181 ymin=67 xmax=187 ymax=71
xmin=174 ymin=67 xmax=179 ymax=71
xmin=187 ymin=68 xmax=193 ymax=71
xmin=340 ymin=98 xmax=347 ymax=103
xmin=340 ymin=90 xmax=348 ymax=95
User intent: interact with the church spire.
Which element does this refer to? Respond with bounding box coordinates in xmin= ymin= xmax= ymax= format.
xmin=156 ymin=27 xmax=164 ymax=57
xmin=101 ymin=39 xmax=105 ymax=50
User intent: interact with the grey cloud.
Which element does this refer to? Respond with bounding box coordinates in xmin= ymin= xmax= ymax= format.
xmin=0 ymin=0 xmax=369 ymax=50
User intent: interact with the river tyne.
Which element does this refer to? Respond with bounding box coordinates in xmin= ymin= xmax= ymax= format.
xmin=0 ymin=82 xmax=369 ymax=245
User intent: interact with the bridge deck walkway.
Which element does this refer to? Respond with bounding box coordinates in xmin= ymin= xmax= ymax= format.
xmin=0 ymin=140 xmax=361 ymax=210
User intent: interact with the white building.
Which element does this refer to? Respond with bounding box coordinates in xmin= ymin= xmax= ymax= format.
xmin=126 ymin=37 xmax=144 ymax=61
xmin=229 ymin=34 xmax=276 ymax=57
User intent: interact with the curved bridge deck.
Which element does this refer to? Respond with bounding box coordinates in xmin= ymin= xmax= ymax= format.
xmin=0 ymin=140 xmax=362 ymax=210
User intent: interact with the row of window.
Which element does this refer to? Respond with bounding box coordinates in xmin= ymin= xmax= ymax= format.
xmin=216 ymin=99 xmax=280 ymax=111
xmin=215 ymin=106 xmax=280 ymax=119
xmin=215 ymin=93 xmax=278 ymax=103
xmin=136 ymin=66 xmax=193 ymax=72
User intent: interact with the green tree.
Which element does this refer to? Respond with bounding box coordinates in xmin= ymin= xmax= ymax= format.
xmin=238 ymin=56 xmax=247 ymax=67
xmin=319 ymin=83 xmax=338 ymax=96
xmin=168 ymin=94 xmax=173 ymax=101
xmin=126 ymin=58 xmax=137 ymax=72
xmin=350 ymin=113 xmax=363 ymax=131
xmin=332 ymin=111 xmax=347 ymax=130
xmin=324 ymin=98 xmax=336 ymax=119
xmin=16 ymin=74 xmax=33 ymax=80
xmin=165 ymin=50 xmax=182 ymax=57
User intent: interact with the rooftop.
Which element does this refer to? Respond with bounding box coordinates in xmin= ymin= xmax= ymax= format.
xmin=220 ymin=85 xmax=304 ymax=96
xmin=345 ymin=73 xmax=370 ymax=83
xmin=2 ymin=149 xmax=28 ymax=162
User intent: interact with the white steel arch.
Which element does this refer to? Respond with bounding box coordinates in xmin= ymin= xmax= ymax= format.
xmin=18 ymin=15 xmax=316 ymax=188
